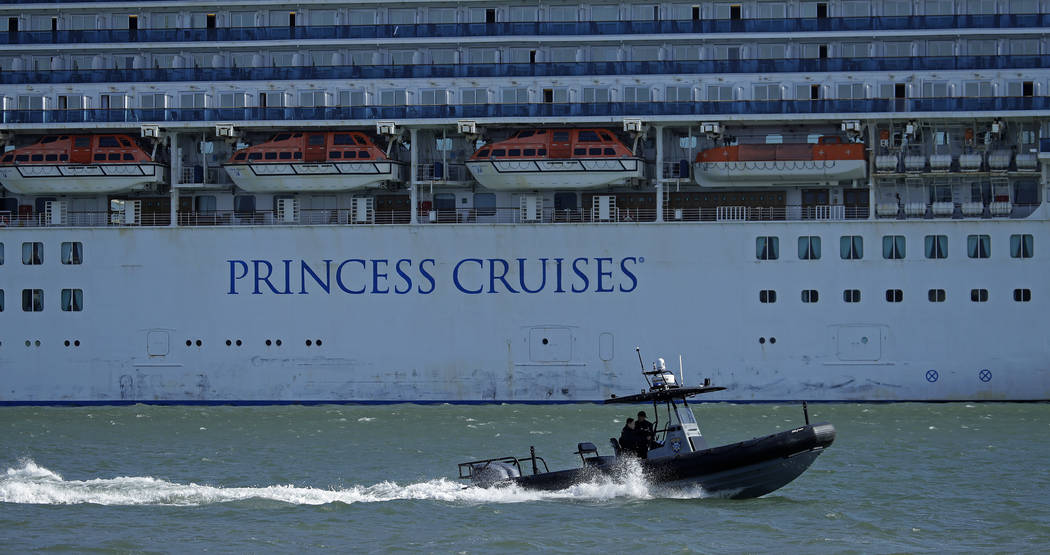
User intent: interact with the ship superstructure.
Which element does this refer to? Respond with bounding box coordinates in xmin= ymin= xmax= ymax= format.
xmin=0 ymin=1 xmax=1048 ymax=402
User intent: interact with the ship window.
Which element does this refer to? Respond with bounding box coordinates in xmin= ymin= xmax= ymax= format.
xmin=344 ymin=151 xmax=357 ymax=159
xmin=798 ymin=236 xmax=821 ymax=260
xmin=0 ymin=243 xmax=3 ymax=265
xmin=15 ymin=155 xmax=27 ymax=162
xmin=274 ymin=133 xmax=292 ymax=142
xmin=492 ymin=149 xmax=506 ymax=157
xmin=61 ymin=242 xmax=83 ymax=265
xmin=801 ymin=289 xmax=819 ymax=303
xmin=0 ymin=289 xmax=3 ymax=312
xmin=74 ymin=137 xmax=90 ymax=148
xmin=882 ymin=235 xmax=906 ymax=259
xmin=578 ymin=130 xmax=601 ymax=142
xmin=474 ymin=193 xmax=497 ymax=216
xmin=61 ymin=288 xmax=83 ymax=312
xmin=31 ymin=154 xmax=43 ymax=162
xmin=119 ymin=138 xmax=131 ymax=147
xmin=970 ymin=288 xmax=989 ymax=302
xmin=928 ymin=289 xmax=946 ymax=302
xmin=843 ymin=289 xmax=861 ymax=303
xmin=538 ymin=149 xmax=547 ymax=156
xmin=509 ymin=149 xmax=521 ymax=156
xmin=604 ymin=148 xmax=615 ymax=155
xmin=1010 ymin=234 xmax=1033 ymax=258
xmin=354 ymin=136 xmax=366 ymax=145
xmin=123 ymin=153 xmax=134 ymax=161
xmin=21 ymin=289 xmax=43 ymax=312
xmin=279 ymin=152 xmax=292 ymax=160
xmin=234 ymin=153 xmax=247 ymax=160
xmin=477 ymin=149 xmax=490 ymax=158
xmin=234 ymin=195 xmax=256 ymax=215
xmin=334 ymin=134 xmax=353 ymax=145
xmin=2 ymin=155 xmax=12 ymax=162
xmin=308 ymin=135 xmax=325 ymax=146
xmin=600 ymin=132 xmax=613 ymax=141
xmin=108 ymin=153 xmax=121 ymax=161
xmin=99 ymin=137 xmax=120 ymax=148
xmin=925 ymin=235 xmax=948 ymax=259
xmin=40 ymin=136 xmax=59 ymax=144
xmin=840 ymin=235 xmax=863 ymax=259
xmin=264 ymin=152 xmax=277 ymax=160
xmin=94 ymin=154 xmax=106 ymax=161
xmin=59 ymin=154 xmax=68 ymax=161
xmin=359 ymin=151 xmax=370 ymax=159
xmin=22 ymin=242 xmax=43 ymax=265
xmin=294 ymin=152 xmax=302 ymax=159
xmin=574 ymin=148 xmax=586 ymax=155
xmin=44 ymin=154 xmax=57 ymax=161
xmin=1014 ymin=288 xmax=1032 ymax=302
xmin=553 ymin=131 xmax=570 ymax=142
xmin=517 ymin=131 xmax=535 ymax=139
xmin=885 ymin=289 xmax=903 ymax=303
xmin=330 ymin=151 xmax=341 ymax=159
xmin=967 ymin=235 xmax=990 ymax=258
xmin=589 ymin=148 xmax=602 ymax=155
xmin=524 ymin=149 xmax=537 ymax=157
xmin=759 ymin=290 xmax=777 ymax=303
xmin=248 ymin=152 xmax=262 ymax=160
xmin=433 ymin=193 xmax=456 ymax=211
xmin=756 ymin=236 xmax=779 ymax=260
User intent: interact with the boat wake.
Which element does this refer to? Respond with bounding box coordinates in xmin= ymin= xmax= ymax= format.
xmin=1 ymin=459 xmax=713 ymax=507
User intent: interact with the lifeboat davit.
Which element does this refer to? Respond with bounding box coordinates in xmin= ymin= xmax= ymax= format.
xmin=466 ymin=129 xmax=643 ymax=191
xmin=0 ymin=134 xmax=164 ymax=194
xmin=224 ymin=131 xmax=405 ymax=193
xmin=694 ymin=136 xmax=866 ymax=187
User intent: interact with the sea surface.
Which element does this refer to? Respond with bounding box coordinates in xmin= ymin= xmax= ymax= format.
xmin=2 ymin=402 xmax=1048 ymax=553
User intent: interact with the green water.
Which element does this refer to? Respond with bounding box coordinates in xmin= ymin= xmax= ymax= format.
xmin=2 ymin=403 xmax=1048 ymax=552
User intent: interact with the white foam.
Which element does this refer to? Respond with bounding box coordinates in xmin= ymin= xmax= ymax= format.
xmin=0 ymin=459 xmax=709 ymax=507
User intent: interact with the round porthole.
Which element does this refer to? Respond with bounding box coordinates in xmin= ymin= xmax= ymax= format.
xmin=542 ymin=338 xmax=549 ymax=345
xmin=226 ymin=339 xmax=232 ymax=346
xmin=306 ymin=339 xmax=312 ymax=346
xmin=770 ymin=337 xmax=776 ymax=344
xmin=195 ymin=339 xmax=202 ymax=347
xmin=759 ymin=337 xmax=766 ymax=344
xmin=64 ymin=340 xmax=70 ymax=347
xmin=276 ymin=339 xmax=283 ymax=346
xmin=186 ymin=340 xmax=192 ymax=346
xmin=316 ymin=339 xmax=322 ymax=347
xmin=74 ymin=340 xmax=80 ymax=347
xmin=235 ymin=339 xmax=242 ymax=346
xmin=266 ymin=339 xmax=272 ymax=346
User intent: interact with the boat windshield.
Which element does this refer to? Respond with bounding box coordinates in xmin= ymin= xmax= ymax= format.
xmin=674 ymin=404 xmax=697 ymax=426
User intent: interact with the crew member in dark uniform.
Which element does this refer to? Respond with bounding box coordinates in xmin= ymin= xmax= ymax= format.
xmin=635 ymin=411 xmax=655 ymax=458
xmin=619 ymin=417 xmax=640 ymax=457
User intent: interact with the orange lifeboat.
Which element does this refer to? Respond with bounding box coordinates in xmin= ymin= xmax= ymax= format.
xmin=466 ymin=128 xmax=643 ymax=190
xmin=224 ymin=131 xmax=405 ymax=193
xmin=0 ymin=134 xmax=164 ymax=194
xmin=693 ymin=136 xmax=866 ymax=187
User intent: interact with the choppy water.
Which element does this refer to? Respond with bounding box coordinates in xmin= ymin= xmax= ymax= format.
xmin=2 ymin=403 xmax=1048 ymax=552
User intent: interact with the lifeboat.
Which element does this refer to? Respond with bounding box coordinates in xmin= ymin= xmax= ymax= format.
xmin=466 ymin=129 xmax=643 ymax=191
xmin=0 ymin=134 xmax=164 ymax=195
xmin=694 ymin=136 xmax=866 ymax=187
xmin=223 ymin=131 xmax=405 ymax=193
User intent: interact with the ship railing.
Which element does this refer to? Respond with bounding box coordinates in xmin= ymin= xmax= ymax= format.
xmin=9 ymin=205 xmax=1050 ymax=228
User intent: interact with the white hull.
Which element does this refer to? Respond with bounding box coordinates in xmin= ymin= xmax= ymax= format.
xmin=0 ymin=164 xmax=164 ymax=194
xmin=467 ymin=159 xmax=643 ymax=190
xmin=224 ymin=162 xmax=404 ymax=193
xmin=1 ymin=220 xmax=1047 ymax=403
xmin=693 ymin=160 xmax=867 ymax=187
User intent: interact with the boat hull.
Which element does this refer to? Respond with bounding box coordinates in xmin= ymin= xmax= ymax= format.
xmin=0 ymin=164 xmax=164 ymax=194
xmin=466 ymin=159 xmax=643 ymax=190
xmin=223 ymin=162 xmax=404 ymax=192
xmin=693 ymin=159 xmax=867 ymax=187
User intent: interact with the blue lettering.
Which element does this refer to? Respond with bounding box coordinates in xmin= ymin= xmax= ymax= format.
xmin=554 ymin=258 xmax=565 ymax=293
xmin=418 ymin=258 xmax=436 ymax=294
xmin=227 ymin=260 xmax=248 ymax=294
xmin=299 ymin=259 xmax=332 ymax=294
xmin=335 ymin=259 xmax=367 ymax=294
xmin=253 ymin=260 xmax=284 ymax=295
xmin=281 ymin=259 xmax=293 ymax=294
xmin=571 ymin=257 xmax=590 ymax=293
xmin=619 ymin=257 xmax=639 ymax=293
xmin=453 ymin=258 xmax=483 ymax=294
xmin=372 ymin=259 xmax=390 ymax=294
xmin=394 ymin=259 xmax=413 ymax=294
xmin=518 ymin=258 xmax=548 ymax=294
xmin=488 ymin=258 xmax=519 ymax=294
xmin=595 ymin=257 xmax=614 ymax=293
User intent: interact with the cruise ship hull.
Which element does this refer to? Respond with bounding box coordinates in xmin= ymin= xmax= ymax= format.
xmin=3 ymin=221 xmax=1047 ymax=404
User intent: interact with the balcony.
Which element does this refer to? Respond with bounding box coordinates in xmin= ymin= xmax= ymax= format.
xmin=3 ymin=97 xmax=1048 ymax=126
xmin=3 ymin=56 xmax=1047 ymax=86
xmin=2 ymin=14 xmax=1048 ymax=45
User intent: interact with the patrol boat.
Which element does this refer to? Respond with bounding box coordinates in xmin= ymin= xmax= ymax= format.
xmin=458 ymin=352 xmax=835 ymax=499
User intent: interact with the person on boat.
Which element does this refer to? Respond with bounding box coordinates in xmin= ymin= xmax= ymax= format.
xmin=619 ymin=417 xmax=641 ymax=457
xmin=636 ymin=411 xmax=656 ymax=457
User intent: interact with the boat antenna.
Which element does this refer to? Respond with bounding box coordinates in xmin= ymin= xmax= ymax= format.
xmin=679 ymin=354 xmax=684 ymax=385
xmin=636 ymin=347 xmax=653 ymax=389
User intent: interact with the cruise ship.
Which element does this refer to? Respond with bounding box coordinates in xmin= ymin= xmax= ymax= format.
xmin=0 ymin=0 xmax=1048 ymax=403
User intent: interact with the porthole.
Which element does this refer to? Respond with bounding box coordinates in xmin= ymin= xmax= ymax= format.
xmin=74 ymin=340 xmax=80 ymax=347
xmin=235 ymin=339 xmax=242 ymax=346
xmin=226 ymin=339 xmax=232 ymax=346
xmin=770 ymin=337 xmax=776 ymax=344
xmin=186 ymin=339 xmax=192 ymax=346
xmin=266 ymin=339 xmax=272 ymax=346
xmin=25 ymin=340 xmax=31 ymax=347
xmin=195 ymin=339 xmax=202 ymax=347
xmin=276 ymin=339 xmax=283 ymax=346
xmin=34 ymin=340 xmax=40 ymax=347
xmin=316 ymin=339 xmax=322 ymax=347
xmin=306 ymin=339 xmax=313 ymax=346
xmin=759 ymin=337 xmax=766 ymax=344
xmin=542 ymin=338 xmax=549 ymax=345
xmin=64 ymin=340 xmax=70 ymax=347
